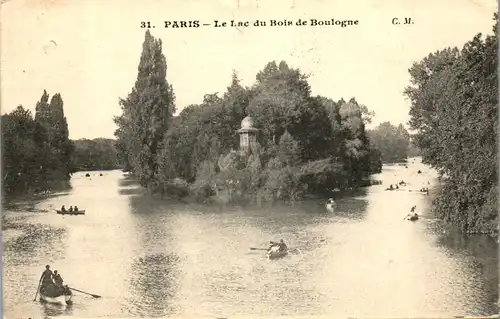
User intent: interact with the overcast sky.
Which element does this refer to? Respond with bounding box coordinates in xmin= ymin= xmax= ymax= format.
xmin=1 ymin=0 xmax=496 ymax=139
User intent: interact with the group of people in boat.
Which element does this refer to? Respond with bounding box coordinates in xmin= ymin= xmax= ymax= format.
xmin=386 ymin=180 xmax=407 ymax=191
xmin=60 ymin=205 xmax=79 ymax=213
xmin=419 ymin=187 xmax=429 ymax=194
xmin=268 ymin=239 xmax=287 ymax=252
xmin=39 ymin=265 xmax=70 ymax=296
xmin=386 ymin=184 xmax=400 ymax=191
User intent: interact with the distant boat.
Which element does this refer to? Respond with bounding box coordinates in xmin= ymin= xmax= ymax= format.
xmin=406 ymin=213 xmax=419 ymax=221
xmin=56 ymin=210 xmax=85 ymax=215
xmin=326 ymin=198 xmax=336 ymax=212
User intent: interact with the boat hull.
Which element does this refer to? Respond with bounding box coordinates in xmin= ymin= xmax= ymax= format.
xmin=56 ymin=210 xmax=85 ymax=215
xmin=326 ymin=203 xmax=335 ymax=212
xmin=40 ymin=292 xmax=73 ymax=305
xmin=267 ymin=249 xmax=288 ymax=260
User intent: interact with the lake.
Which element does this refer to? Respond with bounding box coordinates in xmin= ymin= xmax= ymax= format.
xmin=2 ymin=158 xmax=498 ymax=318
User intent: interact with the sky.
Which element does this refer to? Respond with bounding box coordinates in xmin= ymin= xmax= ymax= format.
xmin=1 ymin=0 xmax=497 ymax=139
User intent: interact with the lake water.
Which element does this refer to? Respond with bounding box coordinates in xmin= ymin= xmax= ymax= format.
xmin=2 ymin=158 xmax=498 ymax=318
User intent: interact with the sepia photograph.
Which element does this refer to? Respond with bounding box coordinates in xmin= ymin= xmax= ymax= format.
xmin=1 ymin=0 xmax=498 ymax=318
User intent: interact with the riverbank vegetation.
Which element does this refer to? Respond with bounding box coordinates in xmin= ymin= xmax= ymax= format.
xmin=406 ymin=13 xmax=498 ymax=235
xmin=2 ymin=91 xmax=73 ymax=199
xmin=367 ymin=122 xmax=414 ymax=163
xmin=2 ymin=94 xmax=122 ymax=202
xmin=71 ymin=138 xmax=120 ymax=171
xmin=114 ymin=30 xmax=382 ymax=203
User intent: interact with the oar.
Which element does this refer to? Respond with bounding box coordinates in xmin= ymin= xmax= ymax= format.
xmin=33 ymin=279 xmax=42 ymax=301
xmin=250 ymin=248 xmax=268 ymax=251
xmin=69 ymin=287 xmax=101 ymax=298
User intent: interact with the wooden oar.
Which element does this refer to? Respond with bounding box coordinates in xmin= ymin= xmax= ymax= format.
xmin=250 ymin=248 xmax=268 ymax=251
xmin=69 ymin=287 xmax=101 ymax=298
xmin=33 ymin=279 xmax=42 ymax=301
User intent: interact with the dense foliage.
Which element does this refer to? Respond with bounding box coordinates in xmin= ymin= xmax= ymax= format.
xmin=2 ymin=91 xmax=73 ymax=197
xmin=405 ymin=14 xmax=498 ymax=234
xmin=114 ymin=31 xmax=382 ymax=202
xmin=71 ymin=138 xmax=120 ymax=171
xmin=113 ymin=30 xmax=175 ymax=188
xmin=367 ymin=122 xmax=411 ymax=163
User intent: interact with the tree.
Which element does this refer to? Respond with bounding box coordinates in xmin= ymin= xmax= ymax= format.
xmin=2 ymin=106 xmax=48 ymax=195
xmin=248 ymin=61 xmax=331 ymax=161
xmin=114 ymin=30 xmax=176 ymax=188
xmin=405 ymin=14 xmax=498 ymax=234
xmin=34 ymin=91 xmax=73 ymax=180
xmin=71 ymin=138 xmax=120 ymax=171
xmin=49 ymin=93 xmax=73 ymax=175
xmin=368 ymin=122 xmax=410 ymax=163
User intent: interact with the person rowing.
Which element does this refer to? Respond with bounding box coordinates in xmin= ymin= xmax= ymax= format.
xmin=40 ymin=265 xmax=54 ymax=286
xmin=269 ymin=239 xmax=288 ymax=252
xmin=406 ymin=207 xmax=419 ymax=221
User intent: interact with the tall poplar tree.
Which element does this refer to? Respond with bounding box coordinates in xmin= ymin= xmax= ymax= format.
xmin=48 ymin=93 xmax=73 ymax=176
xmin=114 ymin=30 xmax=175 ymax=187
xmin=34 ymin=90 xmax=73 ymax=180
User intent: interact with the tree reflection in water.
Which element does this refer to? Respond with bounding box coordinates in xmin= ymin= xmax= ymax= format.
xmin=124 ymin=194 xmax=183 ymax=317
xmin=430 ymin=222 xmax=498 ymax=314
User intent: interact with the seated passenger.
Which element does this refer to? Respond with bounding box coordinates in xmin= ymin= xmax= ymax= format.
xmin=278 ymin=239 xmax=287 ymax=252
xmin=53 ymin=270 xmax=64 ymax=287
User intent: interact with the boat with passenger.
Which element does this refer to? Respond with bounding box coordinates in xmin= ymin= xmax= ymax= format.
xmin=267 ymin=240 xmax=289 ymax=259
xmin=37 ymin=266 xmax=73 ymax=305
xmin=56 ymin=205 xmax=85 ymax=215
xmin=39 ymin=283 xmax=73 ymax=305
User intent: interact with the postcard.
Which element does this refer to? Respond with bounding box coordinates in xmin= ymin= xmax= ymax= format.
xmin=1 ymin=0 xmax=498 ymax=318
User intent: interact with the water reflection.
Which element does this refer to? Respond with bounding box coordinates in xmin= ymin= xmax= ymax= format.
xmin=430 ymin=223 xmax=499 ymax=314
xmin=126 ymin=253 xmax=181 ymax=316
xmin=41 ymin=301 xmax=74 ymax=317
xmin=124 ymin=195 xmax=183 ymax=316
xmin=2 ymin=167 xmax=499 ymax=318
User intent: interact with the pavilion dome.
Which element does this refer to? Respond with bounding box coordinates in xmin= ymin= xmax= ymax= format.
xmin=241 ymin=116 xmax=254 ymax=129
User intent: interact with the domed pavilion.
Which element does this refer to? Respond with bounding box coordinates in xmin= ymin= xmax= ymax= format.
xmin=237 ymin=116 xmax=259 ymax=151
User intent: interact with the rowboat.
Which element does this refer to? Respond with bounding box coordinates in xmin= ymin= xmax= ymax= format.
xmin=326 ymin=198 xmax=336 ymax=212
xmin=39 ymin=285 xmax=73 ymax=305
xmin=56 ymin=210 xmax=85 ymax=215
xmin=406 ymin=214 xmax=419 ymax=221
xmin=267 ymin=246 xmax=288 ymax=260
xmin=326 ymin=203 xmax=335 ymax=212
